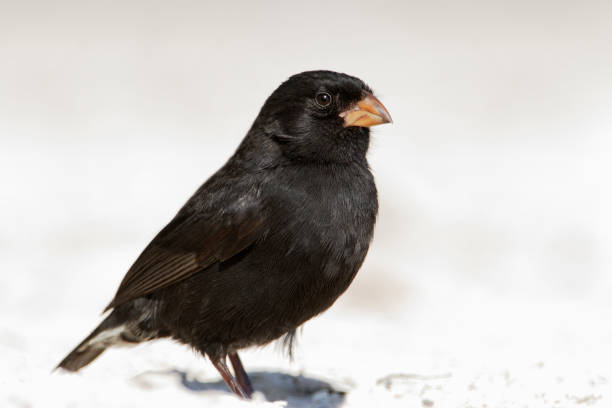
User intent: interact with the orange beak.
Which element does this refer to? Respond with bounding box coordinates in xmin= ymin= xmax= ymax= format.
xmin=340 ymin=93 xmax=392 ymax=128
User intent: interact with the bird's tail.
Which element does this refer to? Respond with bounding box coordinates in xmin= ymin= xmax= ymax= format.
xmin=56 ymin=312 xmax=129 ymax=372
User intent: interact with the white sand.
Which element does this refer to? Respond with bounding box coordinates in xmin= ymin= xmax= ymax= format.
xmin=2 ymin=253 xmax=611 ymax=407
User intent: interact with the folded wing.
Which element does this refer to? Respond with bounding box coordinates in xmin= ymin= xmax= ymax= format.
xmin=105 ymin=197 xmax=266 ymax=311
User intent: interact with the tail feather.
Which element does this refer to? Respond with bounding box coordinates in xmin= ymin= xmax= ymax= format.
xmin=56 ymin=313 xmax=123 ymax=372
xmin=57 ymin=342 xmax=107 ymax=372
xmin=56 ymin=298 xmax=162 ymax=372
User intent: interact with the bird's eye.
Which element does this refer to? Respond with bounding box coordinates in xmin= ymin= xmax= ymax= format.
xmin=315 ymin=92 xmax=332 ymax=108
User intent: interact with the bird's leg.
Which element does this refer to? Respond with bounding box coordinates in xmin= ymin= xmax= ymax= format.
xmin=229 ymin=352 xmax=254 ymax=397
xmin=211 ymin=356 xmax=250 ymax=399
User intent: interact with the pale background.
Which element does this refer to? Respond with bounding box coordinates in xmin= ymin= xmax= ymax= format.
xmin=1 ymin=1 xmax=611 ymax=407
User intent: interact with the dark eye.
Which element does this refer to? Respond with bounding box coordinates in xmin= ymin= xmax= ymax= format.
xmin=315 ymin=92 xmax=332 ymax=107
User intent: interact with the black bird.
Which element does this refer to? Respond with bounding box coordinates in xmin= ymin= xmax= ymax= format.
xmin=57 ymin=70 xmax=392 ymax=398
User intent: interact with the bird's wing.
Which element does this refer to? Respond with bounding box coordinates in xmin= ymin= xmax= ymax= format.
xmin=104 ymin=196 xmax=266 ymax=311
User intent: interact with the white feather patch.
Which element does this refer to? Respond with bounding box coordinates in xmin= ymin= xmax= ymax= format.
xmin=80 ymin=325 xmax=132 ymax=350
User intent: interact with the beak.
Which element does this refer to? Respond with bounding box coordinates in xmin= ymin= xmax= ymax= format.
xmin=340 ymin=93 xmax=393 ymax=128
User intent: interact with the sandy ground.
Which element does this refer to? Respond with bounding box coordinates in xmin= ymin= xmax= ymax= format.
xmin=2 ymin=1 xmax=612 ymax=406
xmin=2 ymin=241 xmax=612 ymax=407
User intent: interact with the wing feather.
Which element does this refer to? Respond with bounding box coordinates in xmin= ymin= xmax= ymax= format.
xmin=104 ymin=201 xmax=266 ymax=311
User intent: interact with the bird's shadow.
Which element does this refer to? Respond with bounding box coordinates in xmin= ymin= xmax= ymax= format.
xmin=132 ymin=369 xmax=346 ymax=407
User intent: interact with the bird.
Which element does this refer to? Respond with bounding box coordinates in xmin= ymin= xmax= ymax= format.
xmin=56 ymin=70 xmax=392 ymax=398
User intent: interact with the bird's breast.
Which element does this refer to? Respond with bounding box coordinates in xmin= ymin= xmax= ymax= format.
xmin=264 ymin=163 xmax=378 ymax=284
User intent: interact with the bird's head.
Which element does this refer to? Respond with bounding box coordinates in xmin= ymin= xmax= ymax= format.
xmin=248 ymin=70 xmax=391 ymax=165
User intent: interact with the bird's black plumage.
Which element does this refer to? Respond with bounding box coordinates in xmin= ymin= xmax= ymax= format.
xmin=57 ymin=70 xmax=391 ymax=398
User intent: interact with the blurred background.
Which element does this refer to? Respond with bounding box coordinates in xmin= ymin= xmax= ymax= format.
xmin=1 ymin=1 xmax=611 ymax=406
